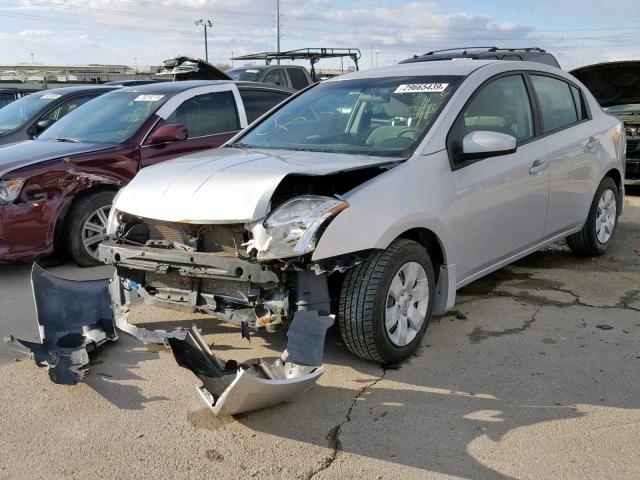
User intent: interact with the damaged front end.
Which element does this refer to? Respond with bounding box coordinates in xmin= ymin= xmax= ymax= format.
xmin=5 ymin=202 xmax=349 ymax=413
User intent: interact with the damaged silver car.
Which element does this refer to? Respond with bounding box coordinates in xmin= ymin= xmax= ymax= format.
xmin=9 ymin=60 xmax=626 ymax=415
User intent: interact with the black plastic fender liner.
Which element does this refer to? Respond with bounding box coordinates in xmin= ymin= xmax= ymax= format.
xmin=5 ymin=264 xmax=117 ymax=384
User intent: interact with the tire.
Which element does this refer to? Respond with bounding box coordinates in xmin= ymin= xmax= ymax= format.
xmin=567 ymin=177 xmax=619 ymax=256
xmin=338 ymin=238 xmax=435 ymax=364
xmin=65 ymin=191 xmax=115 ymax=267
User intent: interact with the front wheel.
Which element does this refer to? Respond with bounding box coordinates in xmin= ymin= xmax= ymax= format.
xmin=65 ymin=191 xmax=115 ymax=267
xmin=338 ymin=239 xmax=435 ymax=364
xmin=567 ymin=177 xmax=619 ymax=256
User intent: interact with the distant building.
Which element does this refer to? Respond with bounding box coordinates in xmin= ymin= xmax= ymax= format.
xmin=0 ymin=63 xmax=159 ymax=86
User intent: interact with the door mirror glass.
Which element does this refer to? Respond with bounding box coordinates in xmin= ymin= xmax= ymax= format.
xmin=146 ymin=123 xmax=188 ymax=145
xmin=460 ymin=130 xmax=516 ymax=160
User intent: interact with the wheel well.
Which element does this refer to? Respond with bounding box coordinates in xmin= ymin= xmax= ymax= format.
xmin=604 ymin=168 xmax=623 ymax=212
xmin=53 ymin=185 xmax=119 ymax=249
xmin=604 ymin=168 xmax=622 ymax=193
xmin=396 ymin=228 xmax=445 ymax=277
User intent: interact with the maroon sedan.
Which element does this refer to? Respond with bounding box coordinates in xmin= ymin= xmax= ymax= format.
xmin=0 ymin=80 xmax=293 ymax=265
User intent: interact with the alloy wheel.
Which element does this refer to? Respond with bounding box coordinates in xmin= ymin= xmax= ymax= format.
xmin=384 ymin=261 xmax=429 ymax=347
xmin=595 ymin=189 xmax=616 ymax=244
xmin=81 ymin=205 xmax=111 ymax=259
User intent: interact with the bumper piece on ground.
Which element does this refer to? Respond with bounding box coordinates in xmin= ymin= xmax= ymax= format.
xmin=3 ymin=264 xmax=117 ymax=384
xmin=4 ymin=266 xmax=186 ymax=384
xmin=6 ymin=267 xmax=333 ymax=415
xmin=169 ymin=311 xmax=333 ymax=416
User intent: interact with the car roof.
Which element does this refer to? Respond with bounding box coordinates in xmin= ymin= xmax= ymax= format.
xmin=41 ymin=85 xmax=118 ymax=95
xmin=327 ymin=59 xmax=499 ymax=81
xmin=117 ymin=79 xmax=295 ymax=94
xmin=400 ymin=48 xmax=560 ymax=68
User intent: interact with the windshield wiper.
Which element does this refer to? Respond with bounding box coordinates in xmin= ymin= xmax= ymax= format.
xmin=227 ymin=142 xmax=252 ymax=149
xmin=56 ymin=137 xmax=81 ymax=143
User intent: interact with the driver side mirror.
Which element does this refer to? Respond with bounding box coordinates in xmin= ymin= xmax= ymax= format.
xmin=35 ymin=118 xmax=55 ymax=134
xmin=146 ymin=124 xmax=188 ymax=146
xmin=457 ymin=131 xmax=517 ymax=162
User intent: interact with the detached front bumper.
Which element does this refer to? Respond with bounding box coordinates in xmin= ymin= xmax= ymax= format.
xmin=5 ymin=264 xmax=334 ymax=415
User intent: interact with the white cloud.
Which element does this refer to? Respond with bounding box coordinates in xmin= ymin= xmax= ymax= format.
xmin=0 ymin=0 xmax=637 ymax=69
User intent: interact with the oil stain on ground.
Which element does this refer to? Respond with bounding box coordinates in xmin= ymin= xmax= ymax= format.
xmin=187 ymin=408 xmax=234 ymax=431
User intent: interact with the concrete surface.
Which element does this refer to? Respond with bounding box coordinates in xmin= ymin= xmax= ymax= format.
xmin=0 ymin=189 xmax=639 ymax=480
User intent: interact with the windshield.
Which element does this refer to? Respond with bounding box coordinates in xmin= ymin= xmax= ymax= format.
xmin=236 ymin=75 xmax=462 ymax=157
xmin=39 ymin=91 xmax=169 ymax=144
xmin=226 ymin=68 xmax=262 ymax=81
xmin=0 ymin=91 xmax=61 ymax=132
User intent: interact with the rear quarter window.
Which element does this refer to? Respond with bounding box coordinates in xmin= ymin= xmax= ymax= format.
xmin=287 ymin=69 xmax=309 ymax=89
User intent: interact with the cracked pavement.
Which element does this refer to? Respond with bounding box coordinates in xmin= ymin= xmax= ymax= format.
xmin=0 ymin=190 xmax=639 ymax=480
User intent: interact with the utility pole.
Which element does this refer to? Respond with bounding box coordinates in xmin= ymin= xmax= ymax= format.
xmin=195 ymin=19 xmax=213 ymax=62
xmin=275 ymin=0 xmax=281 ymax=65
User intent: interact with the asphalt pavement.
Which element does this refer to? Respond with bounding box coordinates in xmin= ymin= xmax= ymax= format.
xmin=0 ymin=189 xmax=639 ymax=480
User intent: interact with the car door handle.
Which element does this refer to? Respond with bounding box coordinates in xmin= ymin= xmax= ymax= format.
xmin=529 ymin=159 xmax=549 ymax=174
xmin=585 ymin=136 xmax=600 ymax=150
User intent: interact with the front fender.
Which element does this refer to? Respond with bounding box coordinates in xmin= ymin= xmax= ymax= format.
xmin=312 ymin=151 xmax=455 ymax=263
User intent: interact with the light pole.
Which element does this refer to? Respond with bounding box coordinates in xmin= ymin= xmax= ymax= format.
xmin=195 ymin=19 xmax=213 ymax=62
xmin=275 ymin=0 xmax=281 ymax=65
xmin=375 ymin=49 xmax=380 ymax=68
xmin=134 ymin=56 xmax=138 ymax=73
xmin=30 ymin=53 xmax=35 ymax=64
xmin=231 ymin=51 xmax=234 ymax=68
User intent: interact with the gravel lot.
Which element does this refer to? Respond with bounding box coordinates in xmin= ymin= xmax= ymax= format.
xmin=1 ymin=188 xmax=639 ymax=480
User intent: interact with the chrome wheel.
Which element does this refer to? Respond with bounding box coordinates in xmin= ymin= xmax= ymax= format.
xmin=595 ymin=189 xmax=616 ymax=244
xmin=82 ymin=205 xmax=110 ymax=259
xmin=385 ymin=261 xmax=429 ymax=347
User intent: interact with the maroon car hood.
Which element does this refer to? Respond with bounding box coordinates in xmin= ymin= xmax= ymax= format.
xmin=0 ymin=140 xmax=119 ymax=177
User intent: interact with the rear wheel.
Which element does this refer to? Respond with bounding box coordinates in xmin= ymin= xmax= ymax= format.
xmin=567 ymin=177 xmax=619 ymax=256
xmin=338 ymin=239 xmax=435 ymax=364
xmin=66 ymin=191 xmax=114 ymax=267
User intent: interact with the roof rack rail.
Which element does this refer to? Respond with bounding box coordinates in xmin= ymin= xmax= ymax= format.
xmin=231 ymin=48 xmax=362 ymax=81
xmin=423 ymin=46 xmax=546 ymax=55
xmin=424 ymin=47 xmax=498 ymax=55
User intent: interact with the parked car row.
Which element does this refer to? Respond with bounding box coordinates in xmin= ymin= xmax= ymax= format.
xmin=0 ymin=80 xmax=294 ymax=265
xmin=9 ymin=57 xmax=625 ymax=418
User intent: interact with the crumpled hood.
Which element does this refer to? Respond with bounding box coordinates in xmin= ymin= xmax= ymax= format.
xmin=116 ymin=147 xmax=400 ymax=223
xmin=570 ymin=61 xmax=640 ymax=107
xmin=0 ymin=140 xmax=118 ymax=178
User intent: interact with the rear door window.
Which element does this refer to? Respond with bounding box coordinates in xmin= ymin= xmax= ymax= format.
xmin=263 ymin=69 xmax=287 ymax=87
xmin=287 ymin=69 xmax=309 ymax=89
xmin=165 ymin=91 xmax=240 ymax=138
xmin=530 ymin=75 xmax=579 ymax=132
xmin=463 ymin=74 xmax=534 ymax=142
xmin=239 ymin=89 xmax=291 ymax=123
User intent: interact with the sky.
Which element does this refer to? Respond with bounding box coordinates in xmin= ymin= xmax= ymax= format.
xmin=1 ymin=0 xmax=640 ymax=70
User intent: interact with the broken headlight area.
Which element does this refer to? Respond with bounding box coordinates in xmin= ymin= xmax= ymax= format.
xmin=247 ymin=195 xmax=348 ymax=260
